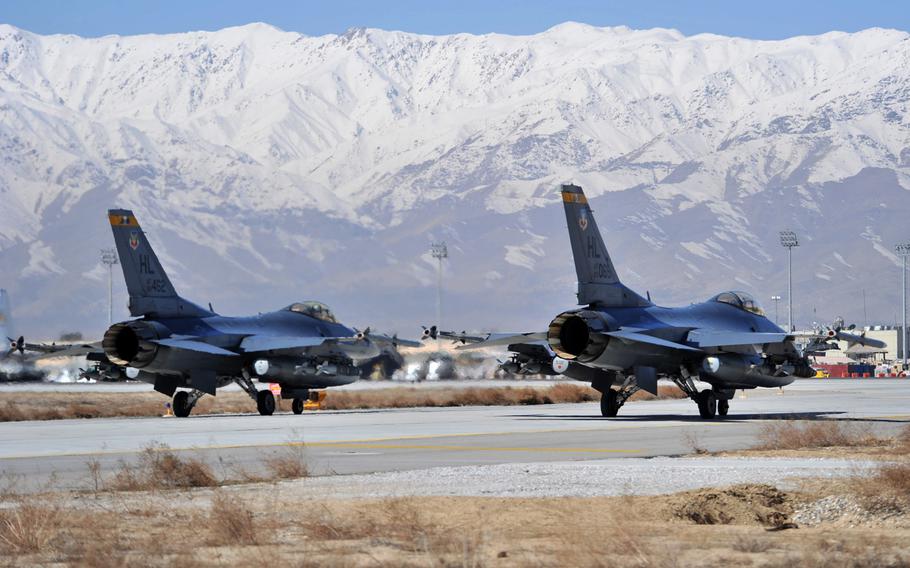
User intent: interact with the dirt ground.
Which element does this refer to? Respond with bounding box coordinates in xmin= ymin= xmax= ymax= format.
xmin=1 ymin=455 xmax=910 ymax=567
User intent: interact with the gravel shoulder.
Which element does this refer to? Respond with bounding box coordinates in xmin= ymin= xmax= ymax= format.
xmin=276 ymin=455 xmax=878 ymax=499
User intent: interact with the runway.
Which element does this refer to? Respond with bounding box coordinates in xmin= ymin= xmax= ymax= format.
xmin=1 ymin=379 xmax=908 ymax=492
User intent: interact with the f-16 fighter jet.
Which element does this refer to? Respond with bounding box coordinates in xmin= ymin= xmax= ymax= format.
xmin=429 ymin=184 xmax=884 ymax=419
xmin=101 ymin=209 xmax=418 ymax=417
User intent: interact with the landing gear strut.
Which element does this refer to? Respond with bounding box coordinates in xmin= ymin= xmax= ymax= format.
xmin=235 ymin=369 xmax=275 ymax=416
xmin=598 ymin=379 xmax=640 ymax=418
xmin=673 ymin=368 xmax=731 ymax=420
xmin=172 ymin=389 xmax=204 ymax=418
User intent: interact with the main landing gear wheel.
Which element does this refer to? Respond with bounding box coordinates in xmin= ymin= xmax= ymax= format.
xmin=717 ymin=399 xmax=729 ymax=417
xmin=257 ymin=390 xmax=276 ymax=416
xmin=600 ymin=390 xmax=620 ymax=417
xmin=292 ymin=398 xmax=304 ymax=415
xmin=172 ymin=391 xmax=192 ymax=418
xmin=697 ymin=390 xmax=717 ymax=419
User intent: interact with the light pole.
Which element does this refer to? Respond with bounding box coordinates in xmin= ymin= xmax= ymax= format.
xmin=770 ymin=295 xmax=781 ymax=326
xmin=100 ymin=248 xmax=119 ymax=326
xmin=896 ymin=243 xmax=910 ymax=368
xmin=779 ymin=231 xmax=799 ymax=332
xmin=430 ymin=242 xmax=448 ymax=351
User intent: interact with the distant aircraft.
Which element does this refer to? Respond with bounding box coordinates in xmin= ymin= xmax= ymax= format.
xmin=100 ymin=209 xmax=419 ymax=417
xmin=792 ymin=317 xmax=887 ymax=357
xmin=0 ymin=288 xmax=25 ymax=362
xmin=0 ymin=290 xmax=48 ymax=381
xmin=427 ymin=184 xmax=885 ymax=419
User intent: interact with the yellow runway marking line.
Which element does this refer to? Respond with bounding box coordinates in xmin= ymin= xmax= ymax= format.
xmin=0 ymin=421 xmax=718 ymax=461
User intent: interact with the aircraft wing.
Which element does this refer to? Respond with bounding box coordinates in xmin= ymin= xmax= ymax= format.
xmin=238 ymin=335 xmax=332 ymax=353
xmin=152 ymin=338 xmax=239 ymax=357
xmin=366 ymin=333 xmax=422 ymax=349
xmin=791 ymin=328 xmax=887 ymax=352
xmin=24 ymin=341 xmax=102 ymax=359
xmin=607 ymin=330 xmax=704 ymax=352
xmin=454 ymin=332 xmax=548 ymax=350
xmin=835 ymin=331 xmax=886 ymax=349
xmin=687 ymin=330 xmax=790 ymax=348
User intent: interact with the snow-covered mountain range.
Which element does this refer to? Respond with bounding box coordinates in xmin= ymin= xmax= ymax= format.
xmin=1 ymin=22 xmax=908 ymax=337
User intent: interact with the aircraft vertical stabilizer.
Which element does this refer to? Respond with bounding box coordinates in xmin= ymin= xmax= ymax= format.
xmin=108 ymin=210 xmax=212 ymax=318
xmin=560 ymin=184 xmax=650 ymax=308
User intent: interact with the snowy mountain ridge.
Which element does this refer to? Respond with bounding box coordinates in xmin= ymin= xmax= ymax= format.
xmin=0 ymin=23 xmax=908 ymax=335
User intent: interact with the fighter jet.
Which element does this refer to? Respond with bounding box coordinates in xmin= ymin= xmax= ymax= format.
xmin=0 ymin=290 xmax=52 ymax=381
xmin=100 ymin=209 xmax=418 ymax=417
xmin=429 ymin=184 xmax=884 ymax=419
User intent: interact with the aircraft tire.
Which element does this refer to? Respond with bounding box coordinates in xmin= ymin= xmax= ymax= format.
xmin=173 ymin=391 xmax=191 ymax=418
xmin=717 ymin=399 xmax=729 ymax=416
xmin=697 ymin=391 xmax=716 ymax=419
xmin=292 ymin=398 xmax=304 ymax=415
xmin=257 ymin=390 xmax=276 ymax=416
xmin=600 ymin=390 xmax=619 ymax=417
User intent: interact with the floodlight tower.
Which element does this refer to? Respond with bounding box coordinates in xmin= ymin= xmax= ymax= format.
xmin=779 ymin=231 xmax=799 ymax=332
xmin=770 ymin=295 xmax=781 ymax=326
xmin=100 ymin=248 xmax=119 ymax=326
xmin=430 ymin=242 xmax=448 ymax=351
xmin=896 ymin=243 xmax=910 ymax=368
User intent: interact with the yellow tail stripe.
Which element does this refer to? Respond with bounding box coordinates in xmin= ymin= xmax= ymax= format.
xmin=562 ymin=192 xmax=587 ymax=204
xmin=108 ymin=213 xmax=138 ymax=227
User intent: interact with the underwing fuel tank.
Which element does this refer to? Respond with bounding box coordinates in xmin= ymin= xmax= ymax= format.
xmin=701 ymin=354 xmax=813 ymax=384
xmin=252 ymin=358 xmax=359 ymax=383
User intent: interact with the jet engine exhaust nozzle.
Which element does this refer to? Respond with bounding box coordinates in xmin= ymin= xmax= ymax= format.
xmin=547 ymin=310 xmax=610 ymax=362
xmin=102 ymin=321 xmax=167 ymax=368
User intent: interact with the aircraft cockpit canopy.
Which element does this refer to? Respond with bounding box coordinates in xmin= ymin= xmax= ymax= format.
xmin=711 ymin=291 xmax=765 ymax=316
xmin=286 ymin=301 xmax=338 ymax=323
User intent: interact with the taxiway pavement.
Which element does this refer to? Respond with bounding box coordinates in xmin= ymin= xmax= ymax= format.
xmin=1 ymin=379 xmax=908 ymax=492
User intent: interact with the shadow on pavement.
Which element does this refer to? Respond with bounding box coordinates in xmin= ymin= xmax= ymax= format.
xmin=505 ymin=411 xmax=910 ymax=423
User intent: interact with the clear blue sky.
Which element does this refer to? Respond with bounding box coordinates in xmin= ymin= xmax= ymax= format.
xmin=2 ymin=0 xmax=907 ymax=39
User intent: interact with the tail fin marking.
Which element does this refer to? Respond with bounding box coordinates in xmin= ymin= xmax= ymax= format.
xmin=560 ymin=184 xmax=650 ymax=308
xmin=108 ymin=209 xmax=211 ymax=318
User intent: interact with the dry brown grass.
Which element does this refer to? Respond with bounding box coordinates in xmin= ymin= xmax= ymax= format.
xmin=0 ymin=499 xmax=60 ymax=553
xmin=322 ymin=383 xmax=684 ymax=411
xmin=1 ymin=487 xmax=910 ymax=566
xmin=873 ymin=462 xmax=910 ymax=495
xmin=263 ymin=444 xmax=309 ymax=480
xmin=107 ymin=443 xmax=218 ymax=491
xmin=300 ymin=497 xmax=431 ymax=543
xmin=893 ymin=424 xmax=910 ymax=455
xmin=208 ymin=491 xmax=260 ymax=546
xmin=755 ymin=420 xmax=880 ymax=451
xmin=297 ymin=496 xmax=494 ymax=562
xmin=321 ymin=383 xmax=598 ymax=409
xmin=629 ymin=384 xmax=688 ymax=402
xmin=0 ymin=382 xmax=686 ymax=422
xmin=853 ymin=462 xmax=910 ymax=513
